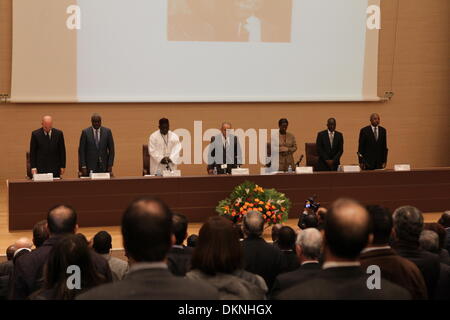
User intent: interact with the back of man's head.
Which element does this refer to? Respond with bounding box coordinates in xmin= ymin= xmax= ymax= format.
xmin=271 ymin=224 xmax=283 ymax=242
xmin=366 ymin=205 xmax=392 ymax=246
xmin=277 ymin=226 xmax=296 ymax=250
xmin=172 ymin=213 xmax=188 ymax=245
xmin=6 ymin=245 xmax=15 ymax=261
xmin=438 ymin=211 xmax=450 ymax=228
xmin=419 ymin=230 xmax=440 ymax=254
xmin=33 ymin=220 xmax=49 ymax=248
xmin=393 ymin=206 xmax=423 ymax=244
xmin=122 ymin=196 xmax=172 ymax=262
xmin=325 ymin=198 xmax=370 ymax=259
xmin=296 ymin=228 xmax=322 ymax=260
xmin=243 ymin=211 xmax=264 ymax=237
xmin=92 ymin=231 xmax=112 ymax=254
xmin=47 ymin=205 xmax=77 ymax=235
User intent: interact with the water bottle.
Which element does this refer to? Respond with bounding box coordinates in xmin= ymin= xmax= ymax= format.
xmin=89 ymin=170 xmax=93 ymax=178
xmin=288 ymin=165 xmax=293 ymax=173
xmin=156 ymin=168 xmax=162 ymax=176
xmin=213 ymin=167 xmax=218 ymax=175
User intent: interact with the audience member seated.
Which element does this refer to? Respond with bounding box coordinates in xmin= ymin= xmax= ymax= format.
xmin=186 ymin=216 xmax=267 ymax=299
xmin=277 ymin=198 xmax=411 ymax=300
xmin=234 ymin=223 xmax=244 ymax=241
xmin=241 ymin=211 xmax=283 ymax=290
xmin=424 ymin=223 xmax=450 ymax=265
xmin=359 ymin=205 xmax=427 ymax=299
xmin=10 ymin=205 xmax=112 ymax=300
xmin=12 ymin=238 xmax=33 ymax=262
xmin=167 ymin=214 xmax=193 ymax=276
xmin=31 ymin=234 xmax=110 ymax=300
xmin=276 ymin=226 xmax=300 ymax=272
xmin=271 ymin=224 xmax=283 ymax=246
xmin=77 ymin=196 xmax=219 ymax=300
xmin=0 ymin=245 xmax=16 ymax=300
xmin=392 ymin=206 xmax=441 ymax=299
xmin=437 ymin=211 xmax=450 ymax=252
xmin=271 ymin=228 xmax=322 ymax=298
xmin=419 ymin=230 xmax=450 ymax=300
xmin=32 ymin=220 xmax=49 ymax=248
xmin=92 ymin=231 xmax=129 ymax=281
xmin=187 ymin=234 xmax=198 ymax=248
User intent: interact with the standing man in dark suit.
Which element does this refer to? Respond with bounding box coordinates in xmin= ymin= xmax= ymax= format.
xmin=316 ymin=118 xmax=344 ymax=171
xmin=358 ymin=113 xmax=388 ymax=170
xmin=78 ymin=113 xmax=115 ymax=176
xmin=207 ymin=122 xmax=242 ymax=174
xmin=30 ymin=115 xmax=66 ymax=178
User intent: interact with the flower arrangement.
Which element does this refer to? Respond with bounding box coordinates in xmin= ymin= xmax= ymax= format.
xmin=216 ymin=181 xmax=291 ymax=225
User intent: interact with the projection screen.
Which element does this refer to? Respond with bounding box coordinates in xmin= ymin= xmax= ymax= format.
xmin=11 ymin=0 xmax=380 ymax=102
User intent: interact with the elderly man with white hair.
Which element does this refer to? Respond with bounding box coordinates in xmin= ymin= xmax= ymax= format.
xmin=270 ymin=228 xmax=323 ymax=298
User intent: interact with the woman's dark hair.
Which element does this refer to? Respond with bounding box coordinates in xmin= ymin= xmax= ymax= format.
xmin=191 ymin=216 xmax=243 ymax=275
xmin=37 ymin=234 xmax=106 ymax=300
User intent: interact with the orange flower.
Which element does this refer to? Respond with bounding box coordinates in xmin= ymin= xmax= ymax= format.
xmin=281 ymin=207 xmax=286 ymax=212
xmin=258 ymin=207 xmax=263 ymax=212
xmin=263 ymin=214 xmax=266 ymax=219
xmin=254 ymin=198 xmax=259 ymax=202
xmin=249 ymin=203 xmax=254 ymax=207
xmin=259 ymin=201 xmax=264 ymax=205
xmin=265 ymin=205 xmax=270 ymax=210
xmin=232 ymin=212 xmax=236 ymax=216
xmin=266 ymin=211 xmax=272 ymax=216
xmin=271 ymin=205 xmax=276 ymax=210
xmin=242 ymin=210 xmax=247 ymax=215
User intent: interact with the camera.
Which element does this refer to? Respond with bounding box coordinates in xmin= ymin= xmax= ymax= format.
xmin=297 ymin=195 xmax=320 ymax=229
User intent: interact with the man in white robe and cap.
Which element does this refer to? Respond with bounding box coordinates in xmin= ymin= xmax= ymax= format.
xmin=148 ymin=118 xmax=181 ymax=175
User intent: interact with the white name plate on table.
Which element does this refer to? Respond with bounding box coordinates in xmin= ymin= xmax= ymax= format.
xmin=162 ymin=170 xmax=181 ymax=177
xmin=341 ymin=165 xmax=361 ymax=173
xmin=394 ymin=164 xmax=411 ymax=171
xmin=90 ymin=173 xmax=111 ymax=180
xmin=32 ymin=173 xmax=53 ymax=181
xmin=232 ymin=168 xmax=249 ymax=175
xmin=296 ymin=166 xmax=314 ymax=174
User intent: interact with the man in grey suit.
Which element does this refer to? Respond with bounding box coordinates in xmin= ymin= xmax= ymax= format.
xmin=77 ymin=196 xmax=219 ymax=300
xmin=78 ymin=113 xmax=115 ymax=176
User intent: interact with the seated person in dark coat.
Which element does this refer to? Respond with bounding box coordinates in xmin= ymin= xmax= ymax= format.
xmin=392 ymin=206 xmax=441 ymax=299
xmin=167 ymin=213 xmax=194 ymax=276
xmin=360 ymin=205 xmax=428 ymax=300
xmin=241 ymin=211 xmax=283 ymax=290
xmin=275 ymin=226 xmax=300 ymax=273
xmin=271 ymin=228 xmax=322 ymax=298
xmin=277 ymin=199 xmax=411 ymax=300
xmin=77 ymin=197 xmax=219 ymax=300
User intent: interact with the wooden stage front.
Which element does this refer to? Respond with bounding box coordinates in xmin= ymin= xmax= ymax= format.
xmin=7 ymin=168 xmax=450 ymax=230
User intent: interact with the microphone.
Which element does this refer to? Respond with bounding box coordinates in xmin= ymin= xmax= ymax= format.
xmin=295 ymin=154 xmax=304 ymax=167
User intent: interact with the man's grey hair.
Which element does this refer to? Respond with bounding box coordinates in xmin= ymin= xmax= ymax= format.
xmin=393 ymin=206 xmax=423 ymax=243
xmin=419 ymin=230 xmax=440 ymax=253
xmin=296 ymin=228 xmax=322 ymax=260
xmin=243 ymin=210 xmax=264 ymax=237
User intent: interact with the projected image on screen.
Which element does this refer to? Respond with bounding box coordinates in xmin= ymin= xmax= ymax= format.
xmin=168 ymin=0 xmax=293 ymax=43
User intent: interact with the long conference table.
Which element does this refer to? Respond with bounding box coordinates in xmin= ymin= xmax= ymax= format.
xmin=7 ymin=168 xmax=450 ymax=230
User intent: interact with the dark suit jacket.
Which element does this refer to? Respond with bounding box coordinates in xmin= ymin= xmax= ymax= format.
xmin=0 ymin=261 xmax=13 ymax=300
xmin=30 ymin=128 xmax=66 ymax=177
xmin=271 ymin=262 xmax=320 ymax=298
xmin=358 ymin=125 xmax=388 ymax=170
xmin=242 ymin=236 xmax=283 ymax=290
xmin=276 ymin=266 xmax=411 ymax=300
xmin=394 ymin=241 xmax=441 ymax=299
xmin=316 ymin=130 xmax=344 ymax=171
xmin=9 ymin=236 xmax=112 ymax=300
xmin=280 ymin=250 xmax=300 ymax=273
xmin=167 ymin=245 xmax=193 ymax=276
xmin=360 ymin=248 xmax=428 ymax=300
xmin=435 ymin=263 xmax=450 ymax=300
xmin=78 ymin=126 xmax=115 ymax=173
xmin=76 ymin=267 xmax=219 ymax=300
xmin=207 ymin=135 xmax=242 ymax=174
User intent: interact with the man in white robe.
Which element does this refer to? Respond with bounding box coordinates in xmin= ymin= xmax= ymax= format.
xmin=148 ymin=118 xmax=181 ymax=175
